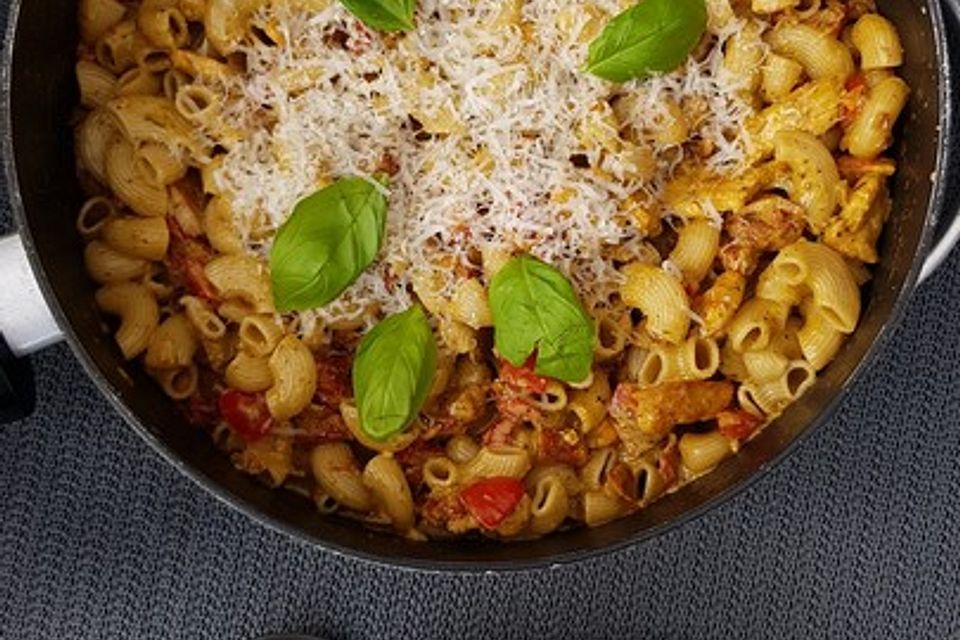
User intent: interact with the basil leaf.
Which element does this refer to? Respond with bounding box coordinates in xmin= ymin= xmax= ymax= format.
xmin=270 ymin=177 xmax=387 ymax=313
xmin=585 ymin=0 xmax=707 ymax=83
xmin=353 ymin=305 xmax=438 ymax=441
xmin=339 ymin=0 xmax=416 ymax=31
xmin=489 ymin=255 xmax=595 ymax=383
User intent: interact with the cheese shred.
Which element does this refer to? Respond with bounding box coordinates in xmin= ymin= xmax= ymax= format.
xmin=205 ymin=0 xmax=755 ymax=332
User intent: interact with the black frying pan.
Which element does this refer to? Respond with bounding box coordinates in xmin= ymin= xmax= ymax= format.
xmin=0 ymin=0 xmax=954 ymax=570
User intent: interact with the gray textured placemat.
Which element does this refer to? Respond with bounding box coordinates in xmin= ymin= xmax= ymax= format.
xmin=3 ymin=10 xmax=960 ymax=640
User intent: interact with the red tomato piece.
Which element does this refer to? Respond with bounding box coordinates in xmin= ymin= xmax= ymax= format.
xmin=844 ymin=73 xmax=867 ymax=93
xmin=458 ymin=477 xmax=526 ymax=530
xmin=716 ymin=409 xmax=763 ymax=441
xmin=218 ymin=390 xmax=273 ymax=441
xmin=498 ymin=355 xmax=548 ymax=394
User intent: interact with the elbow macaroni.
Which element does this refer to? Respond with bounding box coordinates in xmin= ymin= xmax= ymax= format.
xmin=72 ymin=0 xmax=910 ymax=539
xmin=266 ymin=335 xmax=317 ymax=420
xmin=95 ymin=282 xmax=159 ymax=359
xmin=669 ymin=220 xmax=720 ymax=286
xmin=851 ymin=14 xmax=903 ymax=70
xmin=766 ymin=24 xmax=854 ymax=81
xmin=620 ymin=262 xmax=691 ymax=344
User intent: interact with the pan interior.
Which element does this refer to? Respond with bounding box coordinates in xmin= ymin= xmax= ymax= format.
xmin=4 ymin=0 xmax=944 ymax=569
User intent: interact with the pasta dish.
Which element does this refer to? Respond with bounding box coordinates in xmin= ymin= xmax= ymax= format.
xmin=73 ymin=0 xmax=908 ymax=539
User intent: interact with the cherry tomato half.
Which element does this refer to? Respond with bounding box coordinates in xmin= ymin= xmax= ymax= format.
xmin=218 ymin=390 xmax=273 ymax=441
xmin=458 ymin=476 xmax=525 ymax=530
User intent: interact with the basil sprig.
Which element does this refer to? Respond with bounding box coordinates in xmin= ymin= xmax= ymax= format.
xmin=353 ymin=305 xmax=438 ymax=441
xmin=489 ymin=255 xmax=595 ymax=383
xmin=585 ymin=0 xmax=707 ymax=83
xmin=270 ymin=177 xmax=387 ymax=313
xmin=339 ymin=0 xmax=416 ymax=31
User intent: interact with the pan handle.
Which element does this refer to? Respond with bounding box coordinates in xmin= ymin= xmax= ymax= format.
xmin=920 ymin=0 xmax=960 ymax=283
xmin=0 ymin=234 xmax=63 ymax=421
xmin=0 ymin=235 xmax=62 ymax=355
xmin=919 ymin=212 xmax=960 ymax=283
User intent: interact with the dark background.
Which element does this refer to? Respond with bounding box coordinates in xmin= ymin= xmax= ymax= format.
xmin=2 ymin=5 xmax=960 ymax=640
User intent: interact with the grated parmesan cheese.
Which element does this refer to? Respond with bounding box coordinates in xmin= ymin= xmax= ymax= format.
xmin=204 ymin=0 xmax=755 ymax=332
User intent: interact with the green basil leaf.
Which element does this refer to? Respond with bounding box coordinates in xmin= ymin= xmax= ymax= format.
xmin=339 ymin=0 xmax=416 ymax=31
xmin=585 ymin=0 xmax=707 ymax=83
xmin=270 ymin=177 xmax=387 ymax=313
xmin=353 ymin=305 xmax=438 ymax=441
xmin=489 ymin=255 xmax=595 ymax=383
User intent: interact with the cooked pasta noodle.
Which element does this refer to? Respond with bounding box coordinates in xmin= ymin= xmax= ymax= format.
xmin=72 ymin=0 xmax=907 ymax=540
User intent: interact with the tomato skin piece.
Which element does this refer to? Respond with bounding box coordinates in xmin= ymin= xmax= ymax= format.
xmin=218 ymin=390 xmax=273 ymax=441
xmin=658 ymin=438 xmax=680 ymax=487
xmin=716 ymin=409 xmax=763 ymax=441
xmin=458 ymin=477 xmax=526 ymax=530
xmin=498 ymin=355 xmax=548 ymax=394
xmin=165 ymin=217 xmax=218 ymax=301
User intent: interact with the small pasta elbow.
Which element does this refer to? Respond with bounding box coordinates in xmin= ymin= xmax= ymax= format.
xmin=95 ymin=282 xmax=159 ymax=359
xmin=101 ymin=215 xmax=170 ymax=261
xmin=620 ymin=262 xmax=691 ymax=344
xmin=266 ymin=335 xmax=317 ymax=420
xmin=851 ymin=14 xmax=903 ymax=70
xmin=363 ymin=454 xmax=415 ymax=532
xmin=310 ymin=443 xmax=373 ymax=512
xmin=144 ymin=314 xmax=197 ymax=370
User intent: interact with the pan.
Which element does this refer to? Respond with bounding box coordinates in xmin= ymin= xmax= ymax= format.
xmin=0 ymin=0 xmax=955 ymax=570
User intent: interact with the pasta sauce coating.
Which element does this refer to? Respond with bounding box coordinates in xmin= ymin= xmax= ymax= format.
xmin=74 ymin=0 xmax=908 ymax=539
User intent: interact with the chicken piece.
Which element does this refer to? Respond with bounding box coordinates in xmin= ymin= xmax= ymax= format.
xmin=720 ymin=196 xmax=806 ymax=275
xmin=292 ymin=405 xmax=353 ymax=443
xmin=419 ymin=491 xmax=477 ymax=534
xmin=823 ymin=173 xmax=889 ymax=263
xmin=232 ymin=435 xmax=293 ymax=487
xmin=745 ymin=77 xmax=844 ymax=160
xmin=693 ymin=271 xmax=747 ymax=337
xmin=663 ymin=162 xmax=778 ymax=220
xmin=167 ymin=178 xmax=205 ymax=237
xmin=446 ymin=384 xmax=490 ymax=426
xmin=586 ymin=418 xmax=620 ymax=448
xmin=609 ymin=380 xmax=734 ymax=457
xmin=535 ymin=426 xmax=589 ymax=467
xmin=836 ymin=155 xmax=896 ymax=181
xmin=802 ymin=0 xmax=846 ymax=36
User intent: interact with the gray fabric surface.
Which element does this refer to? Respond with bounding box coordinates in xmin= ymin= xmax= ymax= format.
xmin=3 ymin=10 xmax=960 ymax=640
